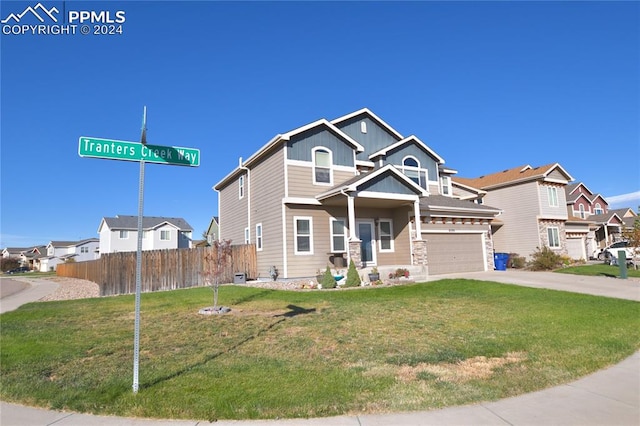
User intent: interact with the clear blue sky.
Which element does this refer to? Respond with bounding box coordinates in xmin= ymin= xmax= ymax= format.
xmin=1 ymin=0 xmax=639 ymax=248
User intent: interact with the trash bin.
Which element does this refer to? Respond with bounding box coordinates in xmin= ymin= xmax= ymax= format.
xmin=494 ymin=253 xmax=509 ymax=271
xmin=233 ymin=273 xmax=246 ymax=284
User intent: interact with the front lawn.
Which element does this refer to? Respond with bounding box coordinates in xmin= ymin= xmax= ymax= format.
xmin=555 ymin=263 xmax=640 ymax=278
xmin=1 ymin=279 xmax=638 ymax=421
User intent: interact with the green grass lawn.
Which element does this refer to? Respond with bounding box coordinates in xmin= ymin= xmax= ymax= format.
xmin=555 ymin=263 xmax=640 ymax=278
xmin=1 ymin=279 xmax=638 ymax=421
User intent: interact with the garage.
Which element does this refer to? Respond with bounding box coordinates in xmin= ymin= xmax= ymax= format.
xmin=424 ymin=232 xmax=486 ymax=275
xmin=566 ymin=237 xmax=586 ymax=261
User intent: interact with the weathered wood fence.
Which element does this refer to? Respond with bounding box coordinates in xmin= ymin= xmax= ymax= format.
xmin=57 ymin=245 xmax=257 ymax=296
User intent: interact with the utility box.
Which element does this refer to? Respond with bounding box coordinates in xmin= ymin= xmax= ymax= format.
xmin=233 ymin=273 xmax=246 ymax=284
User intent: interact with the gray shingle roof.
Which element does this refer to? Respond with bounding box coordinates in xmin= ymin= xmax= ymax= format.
xmin=103 ymin=215 xmax=193 ymax=231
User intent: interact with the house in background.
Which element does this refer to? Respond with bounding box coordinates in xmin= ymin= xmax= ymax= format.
xmin=205 ymin=216 xmax=219 ymax=244
xmin=2 ymin=246 xmax=46 ymax=270
xmin=214 ymin=108 xmax=501 ymax=280
xmin=455 ymin=163 xmax=574 ymax=260
xmin=36 ymin=238 xmax=100 ymax=272
xmin=98 ymin=215 xmax=193 ymax=254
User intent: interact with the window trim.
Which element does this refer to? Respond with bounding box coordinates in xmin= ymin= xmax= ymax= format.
xmin=441 ymin=176 xmax=452 ymax=196
xmin=378 ymin=219 xmax=394 ymax=252
xmin=256 ymin=223 xmax=263 ymax=251
xmin=119 ymin=230 xmax=129 ymax=239
xmin=312 ymin=147 xmax=333 ymax=186
xmin=547 ymin=186 xmax=559 ymax=207
xmin=594 ymin=203 xmax=604 ymax=215
xmin=239 ymin=175 xmax=245 ymax=199
xmin=547 ymin=227 xmax=560 ymax=248
xmin=330 ymin=217 xmax=347 ymax=253
xmin=244 ymin=227 xmax=250 ymax=244
xmin=294 ymin=216 xmax=313 ymax=255
xmin=160 ymin=230 xmax=171 ymax=241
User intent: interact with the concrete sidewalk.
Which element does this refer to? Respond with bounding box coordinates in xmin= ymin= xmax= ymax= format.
xmin=1 ymin=271 xmax=638 ymax=425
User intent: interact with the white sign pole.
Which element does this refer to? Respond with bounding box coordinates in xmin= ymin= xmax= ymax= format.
xmin=133 ymin=106 xmax=147 ymax=394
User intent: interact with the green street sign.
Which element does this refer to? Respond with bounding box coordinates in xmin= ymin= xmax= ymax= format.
xmin=78 ymin=136 xmax=200 ymax=167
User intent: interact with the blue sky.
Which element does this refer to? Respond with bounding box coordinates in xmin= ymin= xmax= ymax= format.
xmin=1 ymin=0 xmax=639 ymax=248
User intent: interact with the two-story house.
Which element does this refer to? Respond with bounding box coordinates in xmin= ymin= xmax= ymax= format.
xmin=98 ymin=215 xmax=193 ymax=254
xmin=36 ymin=238 xmax=100 ymax=272
xmin=214 ymin=108 xmax=501 ymax=280
xmin=455 ymin=164 xmax=574 ymax=260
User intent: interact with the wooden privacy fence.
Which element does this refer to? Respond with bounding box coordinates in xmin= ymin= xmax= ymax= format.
xmin=57 ymin=245 xmax=257 ymax=296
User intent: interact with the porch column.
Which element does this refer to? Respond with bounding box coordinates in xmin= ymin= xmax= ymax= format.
xmin=413 ymin=199 xmax=422 ymax=239
xmin=347 ymin=193 xmax=357 ymax=241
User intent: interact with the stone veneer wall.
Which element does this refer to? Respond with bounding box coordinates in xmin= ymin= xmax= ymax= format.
xmin=484 ymin=230 xmax=495 ymax=270
xmin=348 ymin=240 xmax=362 ymax=269
xmin=538 ymin=219 xmax=568 ymax=255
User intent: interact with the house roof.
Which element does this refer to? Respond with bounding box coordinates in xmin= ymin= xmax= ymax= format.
xmin=420 ymin=195 xmax=502 ymax=214
xmin=316 ymin=164 xmax=429 ymax=200
xmin=368 ymin=135 xmax=445 ymax=164
xmin=565 ymin=182 xmax=595 ymax=197
xmin=610 ymin=208 xmax=637 ymax=218
xmin=48 ymin=238 xmax=99 ymax=248
xmin=454 ymin=163 xmax=574 ymax=190
xmin=588 ymin=212 xmax=624 ymax=226
xmin=330 ymin=107 xmax=404 ymax=141
xmin=99 ymin=215 xmax=193 ymax=232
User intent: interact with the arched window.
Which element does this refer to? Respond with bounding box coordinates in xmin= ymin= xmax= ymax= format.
xmin=594 ymin=203 xmax=604 ymax=215
xmin=578 ymin=204 xmax=585 ymax=219
xmin=402 ymin=156 xmax=421 ymax=186
xmin=313 ymin=147 xmax=332 ymax=185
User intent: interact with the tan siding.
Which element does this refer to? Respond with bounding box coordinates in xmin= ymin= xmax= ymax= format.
xmin=547 ymin=169 xmax=570 ymax=182
xmin=484 ymin=181 xmax=541 ymax=258
xmin=539 ymin=183 xmax=568 ymax=219
xmin=249 ymin=149 xmax=285 ymax=279
xmin=218 ymin=177 xmax=249 ymax=244
xmin=287 ymin=164 xmax=355 ymax=197
xmin=425 ymin=233 xmax=485 ymax=274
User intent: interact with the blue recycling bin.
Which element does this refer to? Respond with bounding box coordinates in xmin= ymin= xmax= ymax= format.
xmin=494 ymin=253 xmax=509 ymax=271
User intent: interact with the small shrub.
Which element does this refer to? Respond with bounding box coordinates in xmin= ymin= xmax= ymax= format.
xmin=529 ymin=246 xmax=563 ymax=271
xmin=343 ymin=259 xmax=361 ymax=288
xmin=391 ymin=268 xmax=410 ymax=278
xmin=321 ymin=266 xmax=336 ymax=289
xmin=508 ymin=253 xmax=526 ymax=269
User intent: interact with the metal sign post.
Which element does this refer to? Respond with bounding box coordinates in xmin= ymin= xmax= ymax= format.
xmin=132 ymin=106 xmax=147 ymax=394
xmin=78 ymin=107 xmax=199 ymax=394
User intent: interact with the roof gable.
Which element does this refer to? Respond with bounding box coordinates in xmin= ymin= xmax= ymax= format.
xmin=331 ymin=108 xmax=404 ymax=141
xmin=368 ymin=135 xmax=445 ymax=164
xmin=99 ymin=215 xmax=193 ymax=232
xmin=455 ymin=163 xmax=574 ymax=190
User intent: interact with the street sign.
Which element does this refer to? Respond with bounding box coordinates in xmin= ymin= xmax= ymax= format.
xmin=78 ymin=136 xmax=200 ymax=167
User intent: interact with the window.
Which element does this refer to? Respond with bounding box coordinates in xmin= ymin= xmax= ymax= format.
xmin=313 ymin=148 xmax=332 ymax=184
xmin=330 ymin=218 xmax=346 ymax=252
xmin=578 ymin=204 xmax=585 ymax=219
xmin=294 ymin=217 xmax=313 ymax=254
xmin=119 ymin=230 xmax=128 ymax=239
xmin=547 ymin=186 xmax=559 ymax=207
xmin=239 ymin=175 xmax=245 ymax=199
xmin=142 ymin=230 xmax=149 ymax=239
xmin=244 ymin=227 xmax=250 ymax=244
xmin=256 ymin=223 xmax=263 ymax=251
xmin=160 ymin=230 xmax=170 ymax=241
xmin=594 ymin=203 xmax=604 ymax=215
xmin=402 ymin=157 xmax=421 ymax=186
xmin=378 ymin=219 xmax=394 ymax=252
xmin=441 ymin=176 xmax=452 ymax=196
xmin=360 ymin=121 xmax=367 ymax=133
xmin=547 ymin=227 xmax=560 ymax=248
xmin=81 ymin=247 xmax=88 ymax=253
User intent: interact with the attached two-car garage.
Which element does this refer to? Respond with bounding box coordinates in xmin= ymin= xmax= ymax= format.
xmin=423 ymin=232 xmax=487 ymax=275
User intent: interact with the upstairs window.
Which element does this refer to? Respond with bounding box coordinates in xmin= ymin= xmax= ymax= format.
xmin=441 ymin=176 xmax=452 ymax=196
xmin=578 ymin=204 xmax=585 ymax=219
xmin=594 ymin=203 xmax=604 ymax=215
xmin=119 ymin=230 xmax=129 ymax=239
xmin=547 ymin=186 xmax=559 ymax=207
xmin=160 ymin=230 xmax=171 ymax=241
xmin=256 ymin=224 xmax=263 ymax=251
xmin=402 ymin=156 xmax=422 ymax=187
xmin=313 ymin=148 xmax=332 ymax=185
xmin=239 ymin=175 xmax=245 ymax=199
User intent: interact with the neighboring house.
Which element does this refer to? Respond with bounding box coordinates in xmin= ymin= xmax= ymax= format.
xmin=214 ymin=108 xmax=502 ymax=280
xmin=2 ymin=246 xmax=45 ymax=269
xmin=455 ymin=164 xmax=574 ymax=260
xmin=98 ymin=215 xmax=193 ymax=254
xmin=2 ymin=247 xmax=29 ymax=259
xmin=205 ymin=216 xmax=219 ymax=245
xmin=36 ymin=238 xmax=100 ymax=272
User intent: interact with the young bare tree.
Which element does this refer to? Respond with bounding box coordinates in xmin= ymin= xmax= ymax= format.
xmin=622 ymin=214 xmax=640 ymax=261
xmin=202 ymin=239 xmax=233 ymax=311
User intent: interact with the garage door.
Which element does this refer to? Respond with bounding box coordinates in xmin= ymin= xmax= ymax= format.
xmin=424 ymin=233 xmax=486 ymax=275
xmin=566 ymin=238 xmax=585 ymax=260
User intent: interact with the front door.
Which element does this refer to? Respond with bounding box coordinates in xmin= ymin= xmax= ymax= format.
xmin=357 ymin=220 xmax=376 ymax=266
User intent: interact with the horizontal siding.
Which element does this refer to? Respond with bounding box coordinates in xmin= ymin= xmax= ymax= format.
xmin=218 ymin=172 xmax=249 ymax=244
xmin=539 ymin=183 xmax=568 ymax=219
xmin=485 ymin=181 xmax=541 ymax=258
xmin=287 ymin=164 xmax=355 ymax=198
xmin=335 ymin=116 xmax=400 ymax=161
xmin=384 ymin=143 xmax=439 ymax=183
xmin=250 ymin=149 xmax=285 ymax=279
xmin=287 ymin=127 xmax=355 ymax=166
